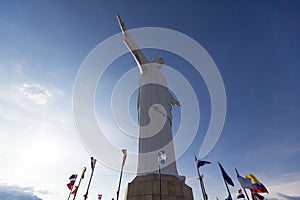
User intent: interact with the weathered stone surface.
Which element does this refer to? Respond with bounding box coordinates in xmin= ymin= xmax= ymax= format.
xmin=124 ymin=174 xmax=194 ymax=200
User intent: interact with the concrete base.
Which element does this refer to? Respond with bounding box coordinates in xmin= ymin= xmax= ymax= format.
xmin=124 ymin=174 xmax=194 ymax=200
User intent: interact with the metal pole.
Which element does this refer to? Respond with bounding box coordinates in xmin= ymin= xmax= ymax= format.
xmin=243 ymin=188 xmax=250 ymax=200
xmin=72 ymin=167 xmax=86 ymax=200
xmin=83 ymin=169 xmax=95 ymax=200
xmin=197 ymin=167 xmax=208 ymax=200
xmin=158 ymin=165 xmax=162 ymax=200
xmin=223 ymin=178 xmax=232 ymax=200
xmin=116 ymin=166 xmax=124 ymax=200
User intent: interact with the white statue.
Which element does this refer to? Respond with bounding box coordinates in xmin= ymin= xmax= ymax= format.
xmin=117 ymin=15 xmax=181 ymax=176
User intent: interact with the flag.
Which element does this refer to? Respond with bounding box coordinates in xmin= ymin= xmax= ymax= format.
xmin=98 ymin=194 xmax=102 ymax=200
xmin=91 ymin=157 xmax=97 ymax=171
xmin=121 ymin=149 xmax=127 ymax=168
xmin=158 ymin=150 xmax=167 ymax=165
xmin=235 ymin=169 xmax=254 ymax=189
xmin=67 ymin=174 xmax=77 ymax=190
xmin=81 ymin=167 xmax=87 ymax=179
xmin=194 ymin=155 xmax=211 ymax=168
xmin=71 ymin=186 xmax=78 ymax=195
xmin=237 ymin=189 xmax=245 ymax=199
xmin=218 ymin=162 xmax=234 ymax=187
xmin=252 ymin=192 xmax=264 ymax=200
xmin=216 ymin=197 xmax=219 ymax=200
xmin=245 ymin=174 xmax=268 ymax=193
xmin=225 ymin=194 xmax=232 ymax=200
xmin=112 ymin=198 xmax=114 ymax=200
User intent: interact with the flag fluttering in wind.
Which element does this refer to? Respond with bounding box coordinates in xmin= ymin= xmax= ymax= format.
xmin=245 ymin=174 xmax=268 ymax=193
xmin=194 ymin=156 xmax=211 ymax=168
xmin=218 ymin=162 xmax=234 ymax=187
xmin=235 ymin=169 xmax=253 ymax=189
xmin=237 ymin=189 xmax=245 ymax=199
xmin=98 ymin=194 xmax=102 ymax=200
xmin=91 ymin=157 xmax=97 ymax=171
xmin=121 ymin=149 xmax=127 ymax=168
xmin=67 ymin=174 xmax=77 ymax=190
xmin=71 ymin=186 xmax=78 ymax=195
xmin=252 ymin=192 xmax=264 ymax=200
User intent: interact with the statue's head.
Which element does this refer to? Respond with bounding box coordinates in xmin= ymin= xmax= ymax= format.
xmin=152 ymin=57 xmax=164 ymax=68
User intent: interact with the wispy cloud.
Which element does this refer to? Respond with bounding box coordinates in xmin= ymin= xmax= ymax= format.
xmin=18 ymin=83 xmax=53 ymax=104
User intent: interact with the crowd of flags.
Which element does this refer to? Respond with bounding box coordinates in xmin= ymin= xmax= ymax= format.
xmin=195 ymin=157 xmax=269 ymax=200
xmin=67 ymin=150 xmax=127 ymax=200
xmin=66 ymin=150 xmax=268 ymax=200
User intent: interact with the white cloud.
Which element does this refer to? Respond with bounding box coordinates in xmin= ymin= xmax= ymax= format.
xmin=18 ymin=83 xmax=53 ymax=104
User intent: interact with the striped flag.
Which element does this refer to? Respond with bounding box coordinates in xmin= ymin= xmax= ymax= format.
xmin=98 ymin=194 xmax=102 ymax=200
xmin=245 ymin=174 xmax=268 ymax=193
xmin=67 ymin=174 xmax=77 ymax=190
xmin=121 ymin=149 xmax=127 ymax=168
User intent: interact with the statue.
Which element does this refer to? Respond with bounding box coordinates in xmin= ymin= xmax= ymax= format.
xmin=117 ymin=15 xmax=181 ymax=176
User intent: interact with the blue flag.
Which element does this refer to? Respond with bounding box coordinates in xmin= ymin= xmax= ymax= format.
xmin=218 ymin=162 xmax=234 ymax=187
xmin=194 ymin=155 xmax=211 ymax=168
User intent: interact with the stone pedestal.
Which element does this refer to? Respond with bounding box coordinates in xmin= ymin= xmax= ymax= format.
xmin=124 ymin=174 xmax=194 ymax=200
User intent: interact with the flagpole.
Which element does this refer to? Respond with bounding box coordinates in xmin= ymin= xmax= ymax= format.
xmin=243 ymin=188 xmax=250 ymax=200
xmin=116 ymin=149 xmax=127 ymax=200
xmin=158 ymin=164 xmax=162 ymax=200
xmin=116 ymin=165 xmax=124 ymax=200
xmin=83 ymin=167 xmax=95 ymax=200
xmin=194 ymin=156 xmax=208 ymax=200
xmin=73 ymin=167 xmax=86 ymax=200
xmin=251 ymin=192 xmax=256 ymax=200
xmin=67 ymin=176 xmax=77 ymax=200
xmin=223 ymin=178 xmax=232 ymax=199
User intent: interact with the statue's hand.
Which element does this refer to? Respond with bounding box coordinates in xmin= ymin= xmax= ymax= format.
xmin=116 ymin=14 xmax=127 ymax=35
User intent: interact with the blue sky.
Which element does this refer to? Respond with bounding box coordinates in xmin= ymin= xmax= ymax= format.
xmin=0 ymin=1 xmax=300 ymax=200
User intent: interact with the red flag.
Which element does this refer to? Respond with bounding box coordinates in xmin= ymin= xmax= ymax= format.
xmin=71 ymin=186 xmax=78 ymax=195
xmin=112 ymin=198 xmax=114 ymax=200
xmin=67 ymin=181 xmax=75 ymax=190
xmin=67 ymin=174 xmax=77 ymax=190
xmin=98 ymin=194 xmax=102 ymax=200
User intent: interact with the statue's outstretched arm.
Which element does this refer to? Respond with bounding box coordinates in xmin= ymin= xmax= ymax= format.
xmin=116 ymin=14 xmax=148 ymax=74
